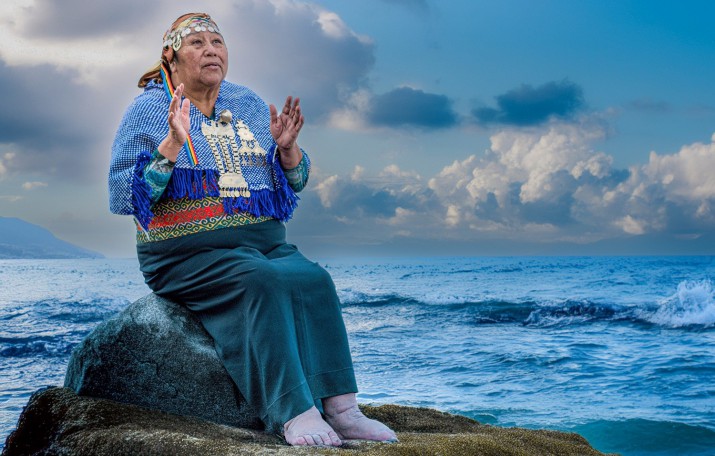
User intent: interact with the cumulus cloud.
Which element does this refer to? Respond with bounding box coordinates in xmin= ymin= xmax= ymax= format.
xmin=300 ymin=121 xmax=715 ymax=249
xmin=473 ymin=80 xmax=584 ymax=126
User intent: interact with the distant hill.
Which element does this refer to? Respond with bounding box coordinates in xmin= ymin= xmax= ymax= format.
xmin=0 ymin=217 xmax=103 ymax=259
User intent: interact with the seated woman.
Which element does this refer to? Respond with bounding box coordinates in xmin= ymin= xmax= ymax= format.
xmin=108 ymin=12 xmax=397 ymax=447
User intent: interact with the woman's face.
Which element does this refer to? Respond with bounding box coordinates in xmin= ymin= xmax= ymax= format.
xmin=170 ymin=31 xmax=228 ymax=90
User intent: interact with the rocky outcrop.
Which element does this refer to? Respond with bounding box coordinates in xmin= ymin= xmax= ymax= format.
xmin=63 ymin=293 xmax=262 ymax=429
xmin=3 ymin=387 xmax=609 ymax=455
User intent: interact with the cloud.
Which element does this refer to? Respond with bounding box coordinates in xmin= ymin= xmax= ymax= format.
xmin=473 ymin=80 xmax=584 ymax=126
xmin=0 ymin=0 xmax=378 ymax=185
xmin=20 ymin=0 xmax=162 ymax=38
xmin=0 ymin=61 xmax=112 ymax=180
xmin=217 ymin=0 xmax=375 ymax=120
xmin=0 ymin=151 xmax=11 ymax=177
xmin=331 ymin=86 xmax=460 ymax=130
xmin=313 ymin=165 xmax=425 ymax=219
xmin=22 ymin=181 xmax=47 ymax=190
xmin=297 ymin=121 xmax=715 ymax=250
xmin=366 ymin=87 xmax=459 ymax=128
xmin=0 ymin=1 xmax=376 ymax=118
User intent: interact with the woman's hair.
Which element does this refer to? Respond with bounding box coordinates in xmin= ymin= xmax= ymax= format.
xmin=137 ymin=12 xmax=212 ymax=88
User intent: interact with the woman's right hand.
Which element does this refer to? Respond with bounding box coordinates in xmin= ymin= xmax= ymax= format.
xmin=158 ymin=83 xmax=190 ymax=163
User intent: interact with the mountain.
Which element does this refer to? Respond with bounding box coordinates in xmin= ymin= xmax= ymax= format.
xmin=0 ymin=217 xmax=103 ymax=259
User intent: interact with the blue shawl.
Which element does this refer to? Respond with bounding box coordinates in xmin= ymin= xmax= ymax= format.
xmin=109 ymin=80 xmax=302 ymax=229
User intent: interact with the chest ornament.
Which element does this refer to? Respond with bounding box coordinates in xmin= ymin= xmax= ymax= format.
xmin=201 ymin=110 xmax=268 ymax=198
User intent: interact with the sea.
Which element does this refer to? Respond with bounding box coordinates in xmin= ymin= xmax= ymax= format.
xmin=1 ymin=256 xmax=714 ymax=455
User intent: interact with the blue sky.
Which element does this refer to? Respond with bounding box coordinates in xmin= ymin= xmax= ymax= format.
xmin=0 ymin=0 xmax=713 ymax=257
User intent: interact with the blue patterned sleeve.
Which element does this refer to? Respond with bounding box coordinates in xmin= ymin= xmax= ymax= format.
xmin=144 ymin=149 xmax=175 ymax=204
xmin=109 ymin=88 xmax=167 ymax=229
xmin=282 ymin=152 xmax=311 ymax=193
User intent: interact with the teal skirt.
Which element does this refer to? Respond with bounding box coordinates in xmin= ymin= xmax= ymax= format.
xmin=137 ymin=220 xmax=357 ymax=433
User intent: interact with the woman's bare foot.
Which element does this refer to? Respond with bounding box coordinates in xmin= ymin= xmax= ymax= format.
xmin=283 ymin=406 xmax=342 ymax=446
xmin=323 ymin=394 xmax=398 ymax=442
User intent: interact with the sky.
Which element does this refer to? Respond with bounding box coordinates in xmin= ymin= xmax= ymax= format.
xmin=0 ymin=0 xmax=714 ymax=258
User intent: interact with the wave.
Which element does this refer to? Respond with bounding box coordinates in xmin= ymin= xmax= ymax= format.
xmin=639 ymin=279 xmax=715 ymax=328
xmin=0 ymin=337 xmax=75 ymax=357
xmin=340 ymin=290 xmax=420 ymax=307
xmin=340 ymin=279 xmax=715 ymax=330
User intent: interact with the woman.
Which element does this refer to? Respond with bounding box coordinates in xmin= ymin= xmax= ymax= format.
xmin=109 ymin=13 xmax=396 ymax=447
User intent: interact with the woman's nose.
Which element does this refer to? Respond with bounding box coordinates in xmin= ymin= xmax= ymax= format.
xmin=205 ymin=43 xmax=218 ymax=55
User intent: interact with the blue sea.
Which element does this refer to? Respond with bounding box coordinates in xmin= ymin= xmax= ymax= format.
xmin=1 ymin=256 xmax=714 ymax=455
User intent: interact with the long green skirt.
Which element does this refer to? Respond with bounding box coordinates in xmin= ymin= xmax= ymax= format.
xmin=137 ymin=220 xmax=358 ymax=433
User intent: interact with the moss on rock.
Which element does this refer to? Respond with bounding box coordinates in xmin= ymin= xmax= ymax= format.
xmin=3 ymin=387 xmax=611 ymax=456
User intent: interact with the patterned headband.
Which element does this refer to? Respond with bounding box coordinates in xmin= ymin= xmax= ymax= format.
xmin=162 ymin=16 xmax=222 ymax=52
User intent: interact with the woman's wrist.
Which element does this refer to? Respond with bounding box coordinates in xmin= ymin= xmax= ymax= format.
xmin=278 ymin=143 xmax=302 ymax=169
xmin=158 ymin=136 xmax=183 ymax=163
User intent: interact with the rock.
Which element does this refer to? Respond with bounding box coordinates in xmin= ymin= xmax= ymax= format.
xmin=3 ymin=387 xmax=610 ymax=456
xmin=63 ymin=293 xmax=262 ymax=430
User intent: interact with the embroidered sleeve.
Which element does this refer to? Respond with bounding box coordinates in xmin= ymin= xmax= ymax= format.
xmin=144 ymin=149 xmax=175 ymax=204
xmin=282 ymin=152 xmax=310 ymax=193
xmin=109 ymin=89 xmax=167 ymax=229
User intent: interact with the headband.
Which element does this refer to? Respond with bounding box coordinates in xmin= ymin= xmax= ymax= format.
xmin=162 ymin=16 xmax=222 ymax=52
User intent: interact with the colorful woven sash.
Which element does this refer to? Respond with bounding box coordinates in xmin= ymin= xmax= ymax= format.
xmin=160 ymin=63 xmax=200 ymax=166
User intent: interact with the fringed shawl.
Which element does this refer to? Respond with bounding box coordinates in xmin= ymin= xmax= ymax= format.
xmin=109 ymin=80 xmax=302 ymax=230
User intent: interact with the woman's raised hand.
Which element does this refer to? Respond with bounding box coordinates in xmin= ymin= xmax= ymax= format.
xmin=160 ymin=83 xmax=191 ymax=162
xmin=270 ymin=96 xmax=304 ymax=153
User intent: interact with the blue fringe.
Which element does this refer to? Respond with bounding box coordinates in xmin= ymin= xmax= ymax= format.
xmin=268 ymin=144 xmax=300 ymax=221
xmin=131 ymin=150 xmax=154 ymax=230
xmin=165 ymin=168 xmax=221 ymax=199
xmin=164 ymin=155 xmax=300 ymax=222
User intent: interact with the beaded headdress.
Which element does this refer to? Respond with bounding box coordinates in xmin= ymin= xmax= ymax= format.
xmin=162 ymin=16 xmax=222 ymax=52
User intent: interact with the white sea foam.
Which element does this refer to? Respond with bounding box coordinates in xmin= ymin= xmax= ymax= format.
xmin=646 ymin=279 xmax=715 ymax=328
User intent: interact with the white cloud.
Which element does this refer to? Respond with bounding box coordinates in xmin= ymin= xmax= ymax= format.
xmin=351 ymin=165 xmax=365 ymax=181
xmin=316 ymin=11 xmax=351 ymax=39
xmin=641 ymin=133 xmax=715 ymax=201
xmin=328 ymin=88 xmax=372 ymax=130
xmin=445 ymin=204 xmax=461 ymax=227
xmin=385 ymin=206 xmax=414 ymax=226
xmin=614 ymin=215 xmax=646 ymax=235
xmin=480 ymin=121 xmax=608 ymax=204
xmin=0 ymin=152 xmax=15 ymax=178
xmin=314 ymin=174 xmax=339 ymax=208
xmin=22 ymin=181 xmax=47 ymax=190
xmin=307 ymin=119 xmax=715 ymax=244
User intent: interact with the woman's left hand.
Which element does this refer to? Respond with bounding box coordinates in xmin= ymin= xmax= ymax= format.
xmin=270 ymin=96 xmax=304 ymax=168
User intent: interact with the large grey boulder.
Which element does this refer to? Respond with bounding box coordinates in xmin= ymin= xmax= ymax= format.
xmin=64 ymin=293 xmax=262 ymax=429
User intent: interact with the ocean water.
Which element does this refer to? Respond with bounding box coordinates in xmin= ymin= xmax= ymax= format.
xmin=1 ymin=256 xmax=714 ymax=455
